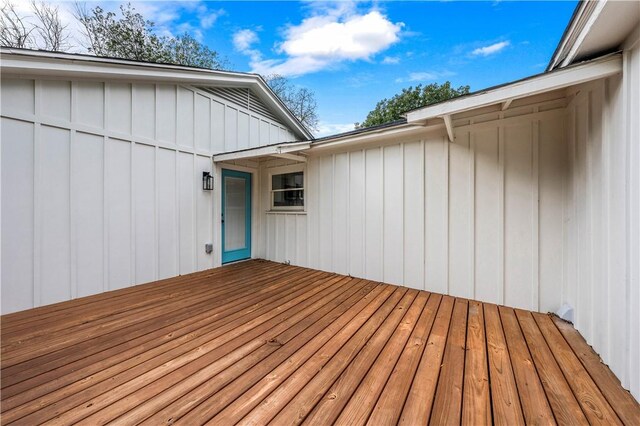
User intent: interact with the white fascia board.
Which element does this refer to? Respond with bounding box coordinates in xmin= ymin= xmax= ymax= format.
xmin=0 ymin=49 xmax=313 ymax=140
xmin=558 ymin=0 xmax=607 ymax=68
xmin=213 ymin=142 xmax=311 ymax=162
xmin=547 ymin=1 xmax=598 ymax=71
xmin=309 ymin=123 xmax=442 ymax=154
xmin=272 ymin=153 xmax=307 ymax=163
xmin=406 ymin=54 xmax=622 ymax=123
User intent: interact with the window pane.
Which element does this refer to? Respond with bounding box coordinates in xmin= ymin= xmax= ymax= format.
xmin=273 ymin=189 xmax=304 ymax=207
xmin=224 ymin=177 xmax=246 ymax=251
xmin=272 ymin=172 xmax=303 ymax=190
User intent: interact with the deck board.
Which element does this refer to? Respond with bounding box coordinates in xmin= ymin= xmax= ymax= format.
xmin=1 ymin=260 xmax=638 ymax=425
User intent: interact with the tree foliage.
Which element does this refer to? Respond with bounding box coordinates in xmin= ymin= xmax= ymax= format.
xmin=75 ymin=3 xmax=166 ymax=62
xmin=164 ymin=33 xmax=225 ymax=69
xmin=32 ymin=0 xmax=70 ymax=51
xmin=1 ymin=2 xmax=35 ymax=48
xmin=1 ymin=1 xmax=70 ymax=51
xmin=74 ymin=3 xmax=226 ymax=69
xmin=265 ymin=74 xmax=319 ymax=134
xmin=356 ymin=82 xmax=470 ymax=128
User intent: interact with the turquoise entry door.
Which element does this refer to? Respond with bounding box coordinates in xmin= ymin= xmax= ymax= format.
xmin=221 ymin=169 xmax=252 ymax=264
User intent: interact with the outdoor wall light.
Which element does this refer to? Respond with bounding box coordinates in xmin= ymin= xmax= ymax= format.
xmin=202 ymin=171 xmax=213 ymax=191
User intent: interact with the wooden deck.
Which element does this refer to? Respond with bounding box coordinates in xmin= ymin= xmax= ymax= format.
xmin=1 ymin=260 xmax=638 ymax=425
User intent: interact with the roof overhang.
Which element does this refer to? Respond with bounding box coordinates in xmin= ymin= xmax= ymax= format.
xmin=0 ymin=48 xmax=313 ymax=141
xmin=213 ymin=122 xmax=442 ymax=161
xmin=308 ymin=122 xmax=439 ymax=154
xmin=213 ymin=141 xmax=311 ymax=163
xmin=548 ymin=0 xmax=639 ymax=70
xmin=406 ymin=53 xmax=622 ymax=137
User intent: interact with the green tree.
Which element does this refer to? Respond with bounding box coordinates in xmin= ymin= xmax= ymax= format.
xmin=75 ymin=3 xmax=167 ymax=62
xmin=356 ymin=82 xmax=470 ymax=128
xmin=165 ymin=33 xmax=226 ymax=69
xmin=265 ymin=74 xmax=319 ymax=134
xmin=75 ymin=3 xmax=226 ymax=69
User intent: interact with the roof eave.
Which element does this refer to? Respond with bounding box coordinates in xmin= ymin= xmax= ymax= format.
xmin=213 ymin=141 xmax=312 ymax=162
xmin=407 ymin=53 xmax=622 ymax=124
xmin=547 ymin=0 xmax=599 ymax=71
xmin=0 ymin=48 xmax=313 ymax=141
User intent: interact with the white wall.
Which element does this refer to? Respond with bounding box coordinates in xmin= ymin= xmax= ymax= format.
xmin=258 ymin=160 xmax=308 ymax=267
xmin=563 ymin=29 xmax=640 ymax=398
xmin=263 ymin=96 xmax=568 ymax=314
xmin=0 ymin=76 xmax=298 ymax=313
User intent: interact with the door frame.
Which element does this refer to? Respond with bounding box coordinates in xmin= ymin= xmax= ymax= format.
xmin=221 ymin=168 xmax=252 ymax=264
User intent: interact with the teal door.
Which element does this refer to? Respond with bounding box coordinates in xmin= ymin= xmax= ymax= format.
xmin=221 ymin=169 xmax=252 ymax=264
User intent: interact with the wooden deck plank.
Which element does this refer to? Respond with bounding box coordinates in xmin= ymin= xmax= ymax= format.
xmin=236 ymin=288 xmax=411 ymax=425
xmin=0 ymin=262 xmax=282 ymax=340
xmin=2 ymin=269 xmax=330 ymax=421
xmin=1 ymin=260 xmax=637 ymax=426
xmin=1 ymin=264 xmax=307 ymax=375
xmin=203 ymin=285 xmax=398 ymax=425
xmin=303 ymin=291 xmax=427 ymax=426
xmin=1 ymin=269 xmax=312 ymax=405
xmin=97 ymin=278 xmax=371 ymax=425
xmin=2 ymin=267 xmax=326 ymax=405
xmin=428 ymin=298 xmax=468 ymax=425
xmin=552 ymin=316 xmax=640 ymax=425
xmin=10 ymin=271 xmax=346 ymax=424
xmin=398 ymin=295 xmax=455 ymax=425
xmin=272 ymin=290 xmax=425 ymax=426
xmin=1 ymin=265 xmax=306 ymax=367
xmin=462 ymin=300 xmax=491 ymax=425
xmin=0 ymin=260 xmax=260 ymax=326
xmin=176 ymin=284 xmax=390 ymax=425
xmin=498 ymin=306 xmax=555 ymax=425
xmin=533 ymin=312 xmax=623 ymax=425
xmin=484 ymin=303 xmax=525 ymax=425
xmin=515 ymin=309 xmax=589 ymax=425
xmin=359 ymin=294 xmax=441 ymax=425
xmin=137 ymin=281 xmax=378 ymax=425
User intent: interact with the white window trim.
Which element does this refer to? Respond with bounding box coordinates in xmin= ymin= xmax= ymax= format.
xmin=268 ymin=164 xmax=306 ymax=212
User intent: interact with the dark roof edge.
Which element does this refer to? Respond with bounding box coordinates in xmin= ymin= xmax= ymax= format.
xmin=312 ymin=119 xmax=408 ymax=144
xmin=403 ymin=51 xmax=621 ymax=117
xmin=547 ymin=0 xmax=585 ymax=71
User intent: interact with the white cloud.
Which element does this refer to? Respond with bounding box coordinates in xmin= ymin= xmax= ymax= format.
xmin=471 ymin=40 xmax=510 ymax=56
xmin=246 ymin=5 xmax=404 ymax=77
xmin=198 ymin=7 xmax=224 ymax=29
xmin=382 ymin=56 xmax=400 ymax=64
xmin=395 ymin=70 xmax=454 ymax=83
xmin=316 ymin=122 xmax=356 ymax=137
xmin=279 ymin=11 xmax=401 ymax=60
xmin=233 ymin=28 xmax=263 ymax=63
xmin=233 ymin=29 xmax=259 ymax=51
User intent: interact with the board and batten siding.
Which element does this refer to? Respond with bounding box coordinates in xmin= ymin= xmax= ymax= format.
xmin=312 ymin=122 xmax=565 ymax=312
xmin=0 ymin=77 xmax=298 ymax=314
xmin=256 ymin=159 xmax=309 ymax=267
xmin=563 ymin=31 xmax=640 ymax=399
xmin=263 ymin=106 xmax=567 ymax=314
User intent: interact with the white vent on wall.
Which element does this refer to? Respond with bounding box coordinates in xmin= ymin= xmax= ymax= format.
xmin=555 ymin=303 xmax=574 ymax=323
xmin=198 ymin=87 xmax=283 ymax=124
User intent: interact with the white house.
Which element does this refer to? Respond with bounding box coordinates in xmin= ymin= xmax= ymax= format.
xmin=1 ymin=0 xmax=639 ymax=400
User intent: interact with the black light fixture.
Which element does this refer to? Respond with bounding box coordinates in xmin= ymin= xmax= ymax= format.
xmin=202 ymin=171 xmax=213 ymax=191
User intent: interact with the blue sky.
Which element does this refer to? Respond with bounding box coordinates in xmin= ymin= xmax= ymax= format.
xmin=53 ymin=1 xmax=578 ymax=136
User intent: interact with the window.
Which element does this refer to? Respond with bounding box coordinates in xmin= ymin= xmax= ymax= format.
xmin=271 ymin=171 xmax=304 ymax=210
